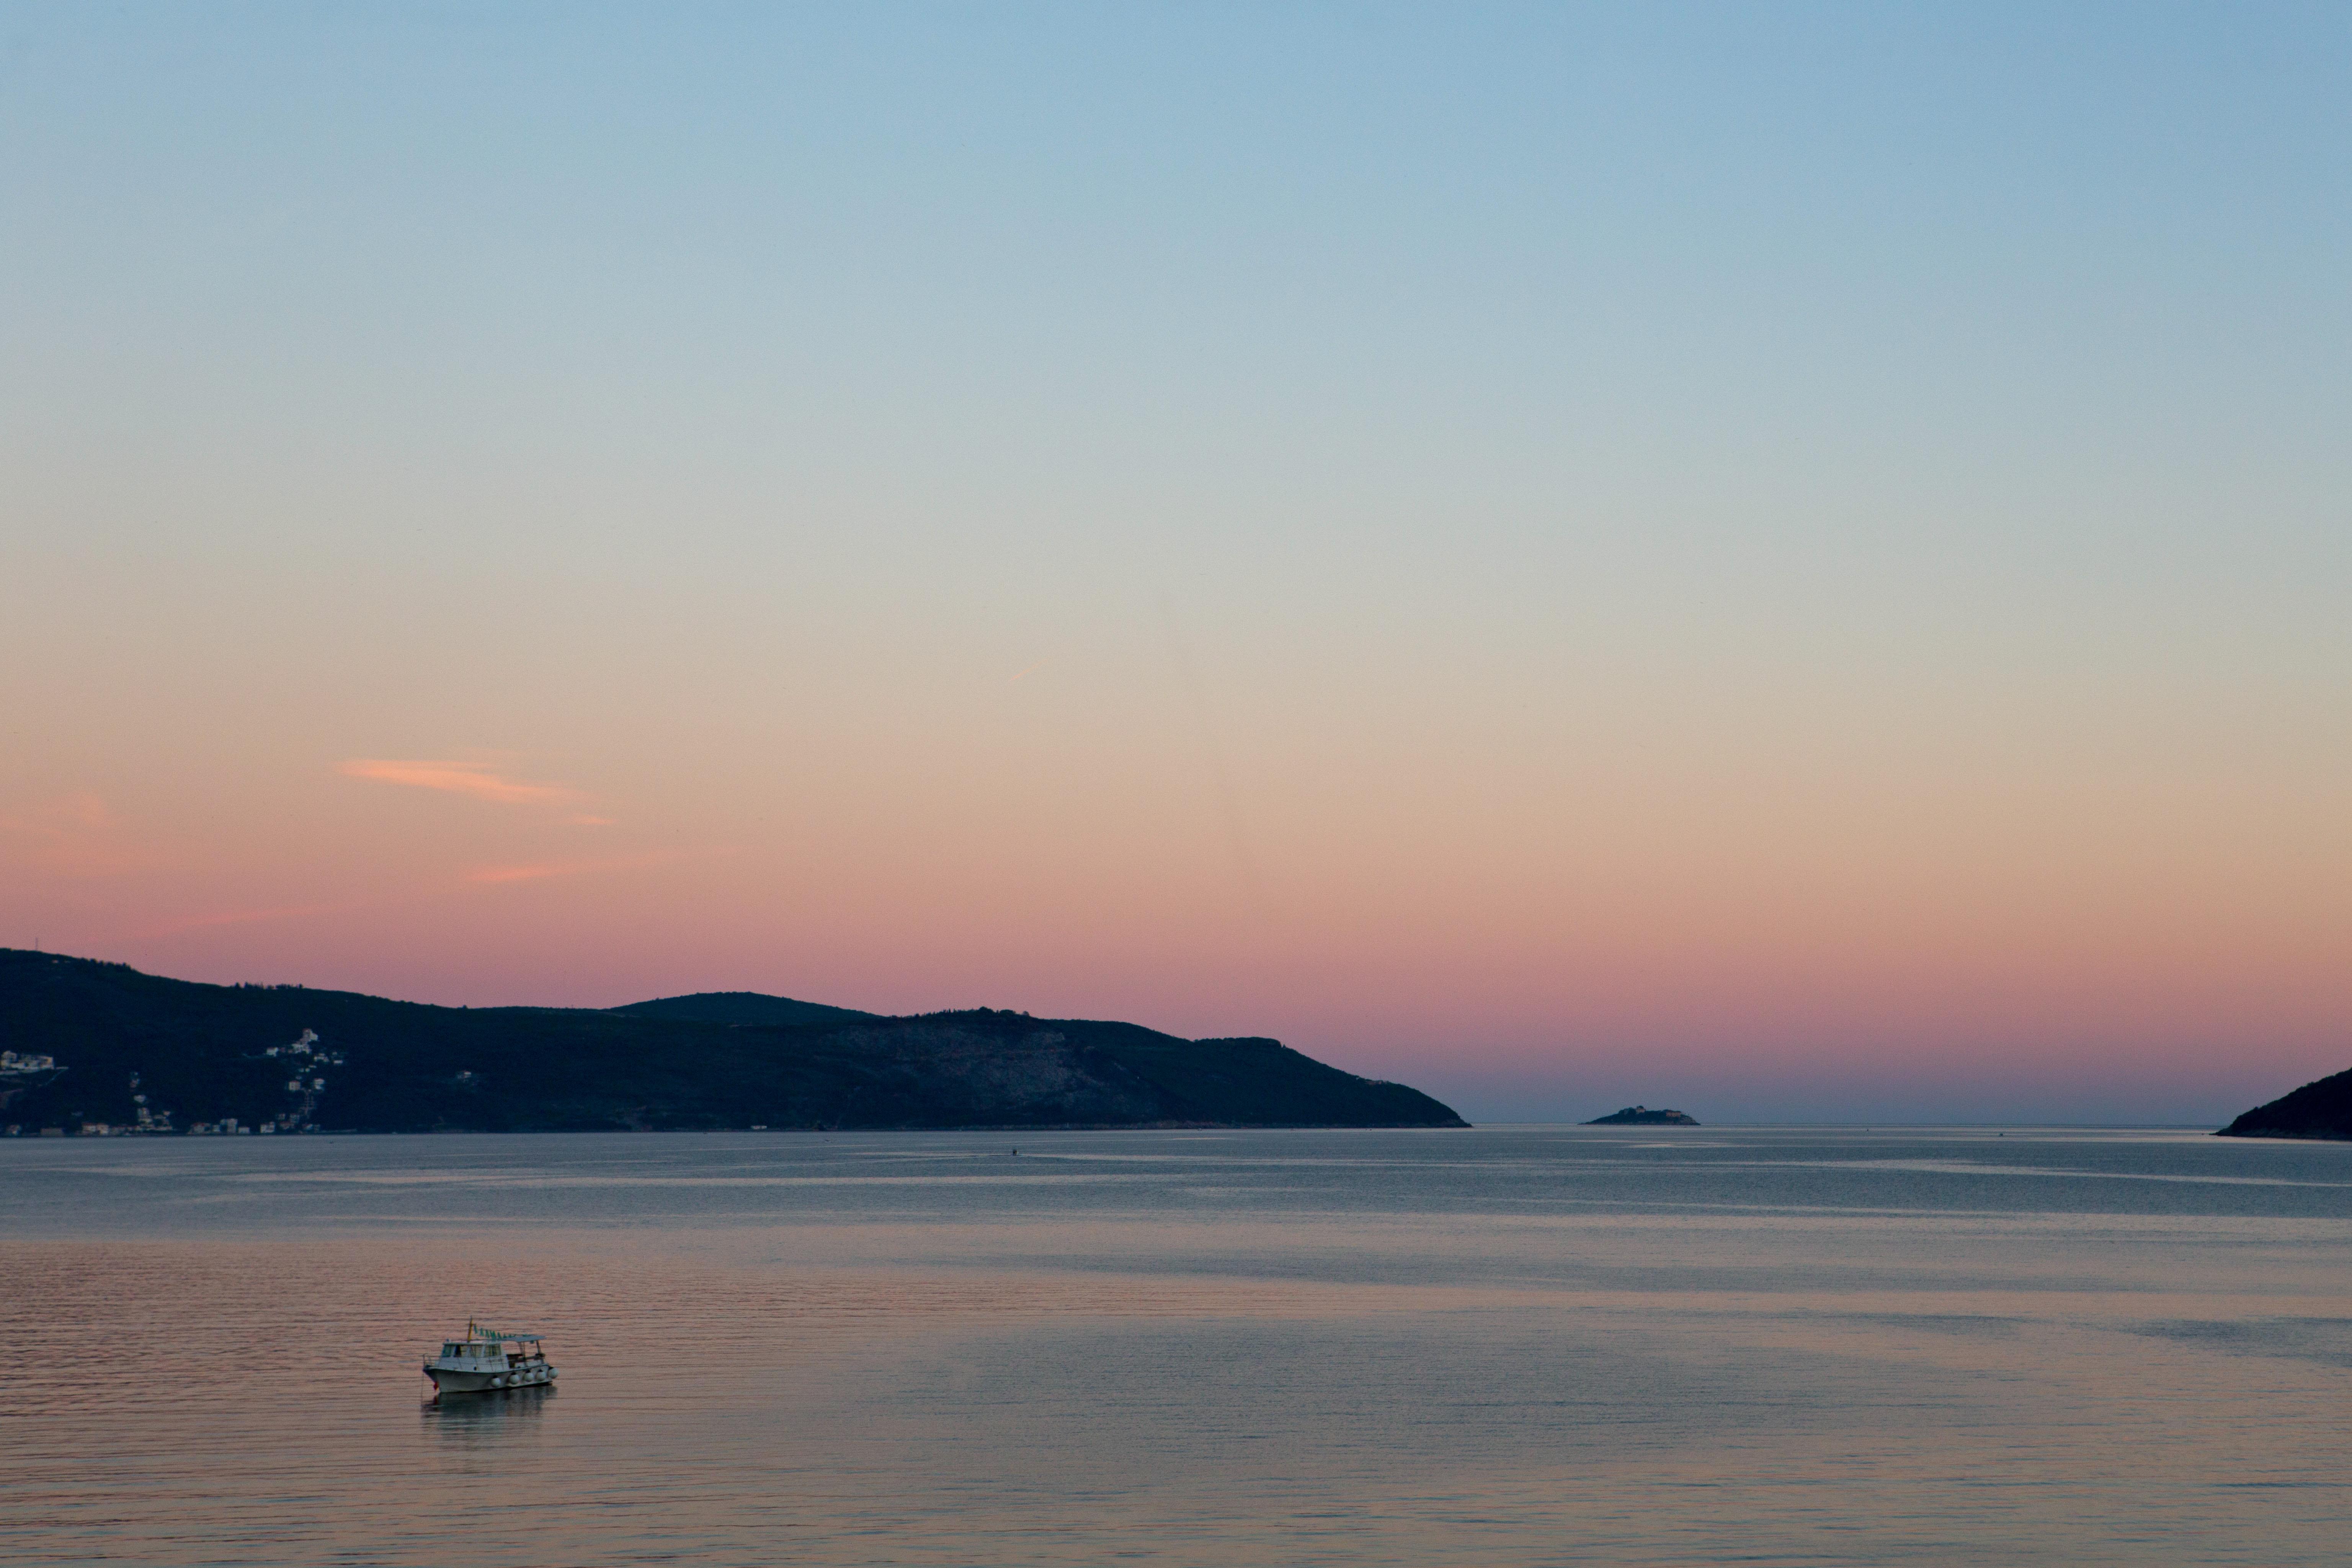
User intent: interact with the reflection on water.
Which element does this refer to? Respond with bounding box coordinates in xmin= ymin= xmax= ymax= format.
xmin=2 ymin=1126 xmax=2349 ymax=1566
xmin=422 ymin=1383 xmax=555 ymax=1442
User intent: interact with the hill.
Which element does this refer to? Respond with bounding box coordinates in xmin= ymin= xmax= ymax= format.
xmin=0 ymin=949 xmax=1467 ymax=1134
xmin=608 ymin=991 xmax=877 ymax=1027
xmin=2215 ymin=1067 xmax=2352 ymax=1142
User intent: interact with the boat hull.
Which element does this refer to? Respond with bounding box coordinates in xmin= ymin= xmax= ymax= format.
xmin=425 ymin=1365 xmax=557 ymax=1395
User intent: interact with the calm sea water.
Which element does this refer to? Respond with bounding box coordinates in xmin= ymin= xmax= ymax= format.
xmin=3 ymin=1126 xmax=2349 ymax=1566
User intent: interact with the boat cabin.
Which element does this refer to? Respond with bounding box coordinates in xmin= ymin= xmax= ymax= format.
xmin=434 ymin=1323 xmax=547 ymax=1370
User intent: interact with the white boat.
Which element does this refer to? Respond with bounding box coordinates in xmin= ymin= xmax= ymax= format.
xmin=422 ymin=1321 xmax=558 ymax=1396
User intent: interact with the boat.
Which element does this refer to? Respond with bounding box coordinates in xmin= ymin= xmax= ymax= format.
xmin=421 ymin=1321 xmax=558 ymax=1396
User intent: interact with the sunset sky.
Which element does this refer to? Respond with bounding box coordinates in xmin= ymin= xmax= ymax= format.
xmin=5 ymin=4 xmax=2348 ymax=1123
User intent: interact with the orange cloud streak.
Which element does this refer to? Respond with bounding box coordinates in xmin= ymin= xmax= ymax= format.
xmin=338 ymin=759 xmax=581 ymax=807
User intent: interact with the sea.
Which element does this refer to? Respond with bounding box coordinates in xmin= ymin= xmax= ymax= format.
xmin=3 ymin=1126 xmax=2349 ymax=1566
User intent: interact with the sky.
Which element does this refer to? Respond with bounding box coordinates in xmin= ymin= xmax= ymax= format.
xmin=3 ymin=3 xmax=2348 ymax=1124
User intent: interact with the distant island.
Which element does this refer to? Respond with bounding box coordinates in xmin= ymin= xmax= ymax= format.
xmin=0 ymin=949 xmax=1467 ymax=1135
xmin=1585 ymin=1106 xmax=1699 ymax=1126
xmin=2215 ymin=1066 xmax=2352 ymax=1142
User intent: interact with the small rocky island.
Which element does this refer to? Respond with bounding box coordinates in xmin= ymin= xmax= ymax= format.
xmin=1586 ymin=1105 xmax=1700 ymax=1126
xmin=2215 ymin=1066 xmax=2352 ymax=1142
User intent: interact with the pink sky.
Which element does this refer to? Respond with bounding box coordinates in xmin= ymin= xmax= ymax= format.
xmin=3 ymin=699 xmax=2343 ymax=1123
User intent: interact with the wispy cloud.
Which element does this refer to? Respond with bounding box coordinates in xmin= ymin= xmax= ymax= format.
xmin=338 ymin=758 xmax=581 ymax=807
xmin=141 ymin=902 xmax=354 ymax=937
xmin=464 ymin=851 xmax=695 ymax=885
xmin=467 ymin=862 xmax=573 ymax=884
xmin=0 ymin=792 xmax=159 ymax=877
